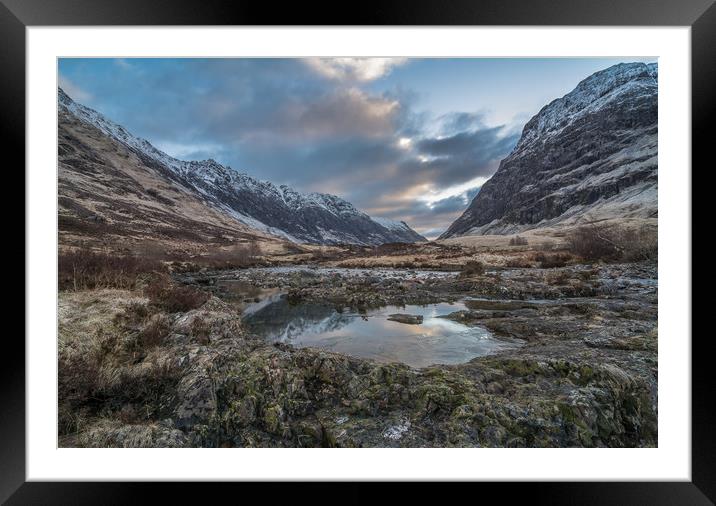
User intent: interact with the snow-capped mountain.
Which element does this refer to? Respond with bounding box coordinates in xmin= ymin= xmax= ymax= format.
xmin=59 ymin=89 xmax=426 ymax=245
xmin=440 ymin=62 xmax=658 ymax=238
xmin=372 ymin=217 xmax=426 ymax=237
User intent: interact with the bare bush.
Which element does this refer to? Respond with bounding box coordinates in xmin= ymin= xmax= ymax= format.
xmin=311 ymin=247 xmax=332 ymax=262
xmin=618 ymin=226 xmax=658 ymax=262
xmin=375 ymin=242 xmax=413 ymax=255
xmin=509 ymin=236 xmax=529 ymax=246
xmin=59 ymin=249 xmax=165 ymax=291
xmin=533 ymin=252 xmax=572 ymax=268
xmin=204 ymin=242 xmax=261 ymax=269
xmin=144 ymin=275 xmax=209 ymax=313
xmin=461 ymin=260 xmax=485 ymax=276
xmin=567 ymin=223 xmax=657 ymax=262
xmin=505 ymin=256 xmax=533 ymax=268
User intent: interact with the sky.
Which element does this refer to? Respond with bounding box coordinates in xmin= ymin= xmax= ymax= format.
xmin=58 ymin=57 xmax=655 ymax=239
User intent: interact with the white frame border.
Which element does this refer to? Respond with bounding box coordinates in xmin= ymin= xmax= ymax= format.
xmin=27 ymin=26 xmax=691 ymax=481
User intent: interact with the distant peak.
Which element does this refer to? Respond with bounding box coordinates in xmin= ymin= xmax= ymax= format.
xmin=513 ymin=61 xmax=658 ymax=154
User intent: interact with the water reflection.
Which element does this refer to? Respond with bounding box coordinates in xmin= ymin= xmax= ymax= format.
xmin=242 ymin=297 xmax=515 ymax=368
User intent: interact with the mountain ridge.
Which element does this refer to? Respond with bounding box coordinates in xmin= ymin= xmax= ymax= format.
xmin=440 ymin=62 xmax=658 ymax=239
xmin=59 ymin=88 xmax=426 ymax=245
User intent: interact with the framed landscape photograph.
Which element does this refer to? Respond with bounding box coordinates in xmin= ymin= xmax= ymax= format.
xmin=8 ymin=0 xmax=713 ymax=501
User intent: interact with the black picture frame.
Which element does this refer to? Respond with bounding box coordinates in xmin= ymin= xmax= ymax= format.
xmin=4 ymin=0 xmax=712 ymax=502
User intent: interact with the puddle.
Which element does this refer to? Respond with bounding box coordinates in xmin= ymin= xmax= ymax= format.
xmin=213 ymin=279 xmax=281 ymax=312
xmin=242 ymin=297 xmax=516 ymax=368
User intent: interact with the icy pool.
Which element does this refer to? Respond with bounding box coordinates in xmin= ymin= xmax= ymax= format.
xmin=242 ymin=297 xmax=516 ymax=368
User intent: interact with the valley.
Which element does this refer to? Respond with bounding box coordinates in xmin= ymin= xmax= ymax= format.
xmin=57 ymin=60 xmax=659 ymax=448
xmin=58 ymin=229 xmax=657 ymax=448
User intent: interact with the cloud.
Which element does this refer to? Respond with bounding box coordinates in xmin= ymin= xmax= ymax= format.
xmin=438 ymin=111 xmax=488 ymax=134
xmin=413 ymin=127 xmax=519 ymax=186
xmin=59 ymin=58 xmax=521 ymax=238
xmin=153 ymin=140 xmax=226 ymax=161
xmin=417 ymin=177 xmax=486 ymax=207
xmin=304 ymin=58 xmax=408 ymax=82
xmin=183 ymin=63 xmax=402 ymax=143
xmin=287 ymin=87 xmax=400 ymax=140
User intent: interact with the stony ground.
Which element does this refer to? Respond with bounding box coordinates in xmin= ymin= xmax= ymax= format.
xmin=58 ymin=256 xmax=657 ymax=448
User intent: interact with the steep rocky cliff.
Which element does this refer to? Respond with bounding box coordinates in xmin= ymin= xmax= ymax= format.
xmin=441 ymin=62 xmax=657 ymax=238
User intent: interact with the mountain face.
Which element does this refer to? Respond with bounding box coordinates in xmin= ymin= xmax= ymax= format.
xmin=59 ymin=100 xmax=269 ymax=251
xmin=440 ymin=62 xmax=658 ymax=238
xmin=59 ymin=89 xmax=426 ymax=246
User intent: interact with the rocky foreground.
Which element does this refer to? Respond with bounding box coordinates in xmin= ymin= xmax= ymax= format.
xmin=59 ymin=260 xmax=657 ymax=448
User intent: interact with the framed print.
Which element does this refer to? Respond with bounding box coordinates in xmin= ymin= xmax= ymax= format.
xmin=6 ymin=0 xmax=713 ymax=502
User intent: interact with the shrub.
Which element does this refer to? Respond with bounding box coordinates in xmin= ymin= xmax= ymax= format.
xmin=373 ymin=242 xmax=413 ymax=256
xmin=567 ymin=224 xmax=619 ymax=260
xmin=619 ymin=226 xmax=658 ymax=262
xmin=144 ymin=275 xmax=209 ymax=313
xmin=461 ymin=260 xmax=485 ymax=276
xmin=311 ymin=247 xmax=331 ymax=262
xmin=533 ymin=252 xmax=572 ymax=268
xmin=509 ymin=236 xmax=529 ymax=246
xmin=567 ymin=223 xmax=657 ymax=262
xmin=58 ymin=248 xmax=165 ymax=291
xmin=204 ymin=242 xmax=261 ymax=269
xmin=505 ymin=256 xmax=533 ymax=268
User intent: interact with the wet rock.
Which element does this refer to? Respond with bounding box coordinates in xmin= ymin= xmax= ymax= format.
xmin=387 ymin=313 xmax=424 ymax=325
xmin=61 ymin=258 xmax=658 ymax=448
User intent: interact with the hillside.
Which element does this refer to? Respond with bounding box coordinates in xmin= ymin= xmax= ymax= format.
xmin=441 ymin=62 xmax=658 ymax=238
xmin=59 ymin=89 xmax=426 ymax=247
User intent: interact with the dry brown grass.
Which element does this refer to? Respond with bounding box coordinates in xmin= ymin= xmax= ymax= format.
xmin=190 ymin=316 xmax=211 ymax=345
xmin=58 ymin=290 xmax=184 ymax=437
xmin=137 ymin=314 xmax=171 ymax=349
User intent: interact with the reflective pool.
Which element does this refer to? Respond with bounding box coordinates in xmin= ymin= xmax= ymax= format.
xmin=242 ymin=297 xmax=516 ymax=368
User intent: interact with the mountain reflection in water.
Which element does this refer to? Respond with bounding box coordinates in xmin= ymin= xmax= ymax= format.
xmin=242 ymin=297 xmax=515 ymax=368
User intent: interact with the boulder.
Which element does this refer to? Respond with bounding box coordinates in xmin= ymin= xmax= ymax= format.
xmin=387 ymin=313 xmax=424 ymax=325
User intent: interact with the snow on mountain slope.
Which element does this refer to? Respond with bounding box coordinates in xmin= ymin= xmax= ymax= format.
xmin=58 ymin=103 xmax=275 ymax=251
xmin=440 ymin=62 xmax=658 ymax=238
xmin=59 ymin=89 xmax=426 ymax=245
xmin=372 ymin=217 xmax=425 ymax=238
